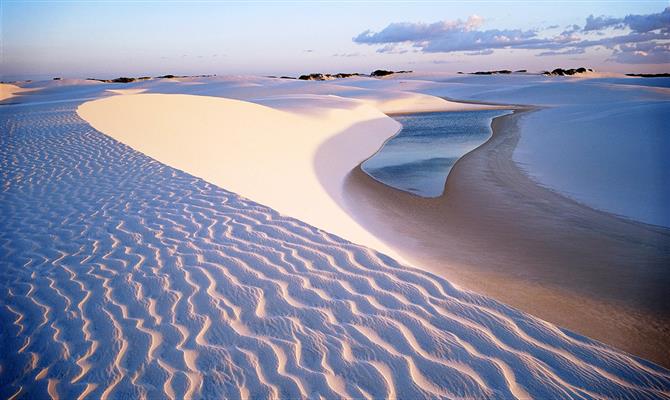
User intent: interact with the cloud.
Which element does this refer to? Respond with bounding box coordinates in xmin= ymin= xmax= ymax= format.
xmin=353 ymin=8 xmax=670 ymax=64
xmin=583 ymin=15 xmax=624 ymax=31
xmin=579 ymin=31 xmax=668 ymax=48
xmin=537 ymin=48 xmax=586 ymax=56
xmin=464 ymin=49 xmax=494 ymax=56
xmin=624 ymin=7 xmax=670 ymax=32
xmin=354 ymin=19 xmax=571 ymax=54
xmin=375 ymin=44 xmax=410 ymax=54
xmin=583 ymin=7 xmax=669 ymax=32
xmin=332 ymin=52 xmax=361 ymax=57
xmin=421 ymin=29 xmax=541 ymax=52
xmin=609 ymin=41 xmax=670 ymax=64
xmin=561 ymin=24 xmax=581 ymax=35
xmin=354 ymin=15 xmax=484 ymax=44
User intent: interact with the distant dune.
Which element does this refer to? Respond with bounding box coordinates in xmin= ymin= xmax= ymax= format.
xmin=0 ymin=83 xmax=33 ymax=101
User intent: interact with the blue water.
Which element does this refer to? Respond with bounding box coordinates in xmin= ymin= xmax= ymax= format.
xmin=362 ymin=110 xmax=512 ymax=197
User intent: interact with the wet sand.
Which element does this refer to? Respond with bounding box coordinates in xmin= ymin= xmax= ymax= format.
xmin=343 ymin=108 xmax=670 ymax=368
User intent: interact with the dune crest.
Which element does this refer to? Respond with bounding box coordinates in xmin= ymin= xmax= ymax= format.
xmin=0 ymin=84 xmax=35 ymax=101
xmin=78 ymin=93 xmax=405 ymax=260
xmin=78 ymin=92 xmax=490 ymax=262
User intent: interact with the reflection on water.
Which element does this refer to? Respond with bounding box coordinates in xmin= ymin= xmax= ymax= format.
xmin=362 ymin=109 xmax=512 ymax=197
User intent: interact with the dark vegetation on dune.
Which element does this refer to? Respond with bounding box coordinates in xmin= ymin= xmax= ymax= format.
xmin=458 ymin=68 xmax=591 ymax=76
xmin=459 ymin=69 xmax=526 ymax=75
xmin=625 ymin=73 xmax=670 ymax=78
xmin=86 ymin=77 xmax=147 ymax=83
xmin=543 ymin=67 xmax=593 ymax=76
xmin=291 ymin=69 xmax=413 ymax=81
xmin=84 ymin=74 xmax=216 ymax=83
xmin=370 ymin=69 xmax=412 ymax=77
xmin=36 ymin=67 xmax=668 ymax=87
xmin=297 ymin=72 xmax=364 ymax=81
xmin=471 ymin=70 xmax=513 ymax=75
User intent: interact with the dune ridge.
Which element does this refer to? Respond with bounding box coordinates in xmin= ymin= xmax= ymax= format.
xmin=2 ymin=91 xmax=670 ymax=398
xmin=0 ymin=83 xmax=35 ymax=101
xmin=77 ymin=92 xmax=492 ymax=263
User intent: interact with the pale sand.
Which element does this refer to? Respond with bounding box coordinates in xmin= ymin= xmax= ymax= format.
xmin=0 ymin=83 xmax=32 ymax=101
xmin=77 ymin=82 xmax=670 ymax=368
xmin=3 ymin=80 xmax=669 ymax=398
xmin=343 ymin=108 xmax=670 ymax=368
xmin=2 ymin=78 xmax=669 ymax=398
xmin=79 ymin=79 xmax=668 ymax=365
xmin=78 ymin=92 xmax=491 ymax=264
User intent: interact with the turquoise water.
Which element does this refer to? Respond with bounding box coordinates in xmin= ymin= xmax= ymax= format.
xmin=362 ymin=110 xmax=512 ymax=197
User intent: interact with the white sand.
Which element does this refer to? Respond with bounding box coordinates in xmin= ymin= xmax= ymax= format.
xmin=2 ymin=76 xmax=669 ymax=398
xmin=78 ymin=90 xmax=490 ymax=262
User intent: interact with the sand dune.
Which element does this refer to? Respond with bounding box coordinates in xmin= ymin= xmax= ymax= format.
xmin=2 ymin=76 xmax=670 ymax=398
xmin=2 ymin=94 xmax=670 ymax=398
xmin=78 ymin=92 xmax=490 ymax=263
xmin=0 ymin=83 xmax=34 ymax=101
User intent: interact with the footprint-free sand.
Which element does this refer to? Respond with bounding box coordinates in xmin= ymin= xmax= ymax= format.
xmin=2 ymin=75 xmax=669 ymax=398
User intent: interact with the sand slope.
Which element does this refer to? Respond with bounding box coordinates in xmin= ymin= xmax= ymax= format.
xmin=2 ymin=88 xmax=670 ymax=398
xmin=78 ymin=92 xmax=490 ymax=263
xmin=0 ymin=83 xmax=34 ymax=102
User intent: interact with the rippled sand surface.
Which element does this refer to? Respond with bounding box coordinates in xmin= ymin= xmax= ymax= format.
xmin=1 ymin=87 xmax=669 ymax=399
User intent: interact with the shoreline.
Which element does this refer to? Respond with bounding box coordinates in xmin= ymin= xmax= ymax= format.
xmin=362 ymin=105 xmax=516 ymax=198
xmin=342 ymin=107 xmax=670 ymax=367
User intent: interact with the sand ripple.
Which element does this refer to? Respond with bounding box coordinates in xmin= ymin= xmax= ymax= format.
xmin=1 ymin=101 xmax=670 ymax=399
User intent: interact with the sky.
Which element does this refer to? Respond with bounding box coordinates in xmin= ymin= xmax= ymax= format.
xmin=1 ymin=1 xmax=668 ymax=80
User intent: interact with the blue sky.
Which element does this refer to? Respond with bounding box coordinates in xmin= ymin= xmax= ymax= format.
xmin=1 ymin=1 xmax=668 ymax=80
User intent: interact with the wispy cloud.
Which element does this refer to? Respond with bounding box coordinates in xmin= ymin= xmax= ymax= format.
xmin=610 ymin=41 xmax=670 ymax=64
xmin=464 ymin=49 xmax=494 ymax=56
xmin=353 ymin=7 xmax=669 ymax=64
xmin=562 ymin=24 xmax=581 ymax=35
xmin=537 ymin=48 xmax=586 ymax=57
xmin=376 ymin=44 xmax=410 ymax=54
xmin=332 ymin=52 xmax=361 ymax=57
